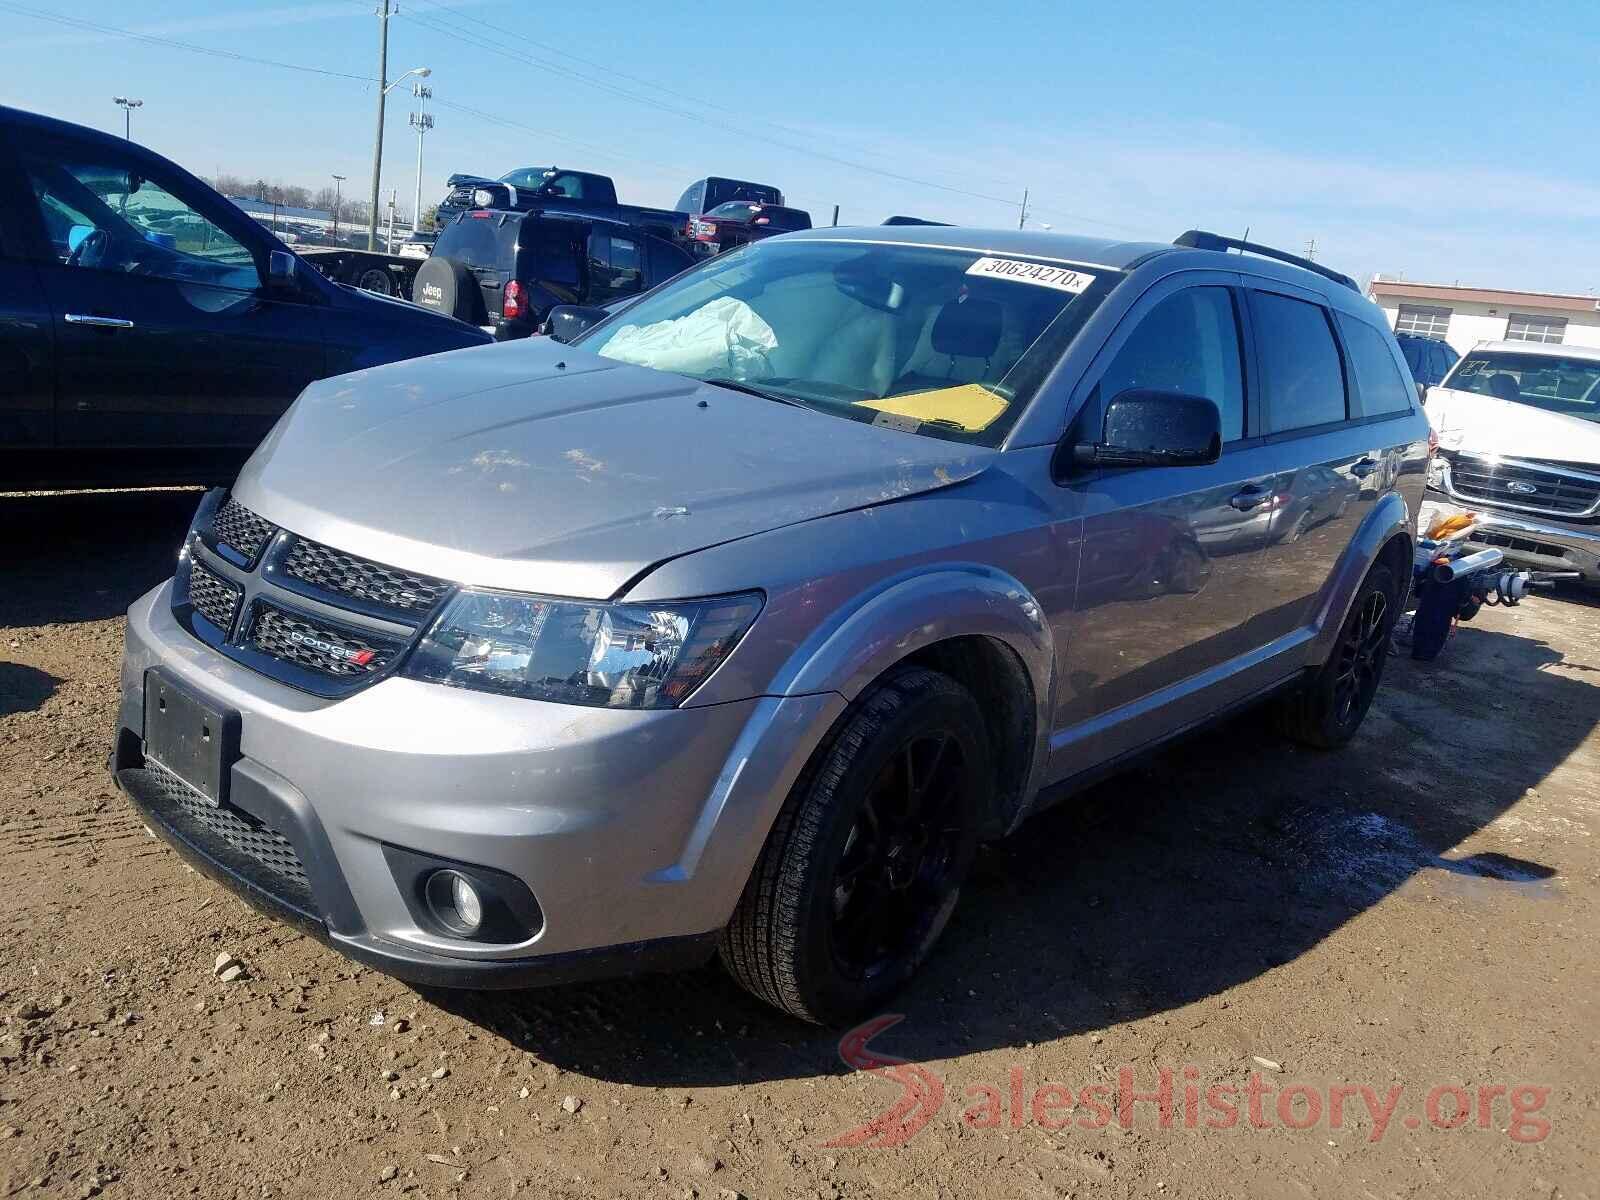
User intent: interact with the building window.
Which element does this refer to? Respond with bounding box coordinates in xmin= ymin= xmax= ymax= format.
xmin=1394 ymin=304 xmax=1452 ymax=339
xmin=1505 ymin=313 xmax=1566 ymax=344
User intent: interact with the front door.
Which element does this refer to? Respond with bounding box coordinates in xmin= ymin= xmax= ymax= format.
xmin=15 ymin=131 xmax=324 ymax=456
xmin=1053 ymin=279 xmax=1280 ymax=776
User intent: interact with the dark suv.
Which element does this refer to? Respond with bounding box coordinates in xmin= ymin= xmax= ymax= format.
xmin=0 ymin=105 xmax=491 ymax=489
xmin=1395 ymin=332 xmax=1458 ymax=389
xmin=413 ymin=210 xmax=693 ymax=340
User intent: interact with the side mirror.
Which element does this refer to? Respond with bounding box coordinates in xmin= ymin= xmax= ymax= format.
xmin=265 ymin=249 xmax=298 ymax=293
xmin=1071 ymin=389 xmax=1222 ymax=469
xmin=545 ymin=304 xmax=610 ymax=344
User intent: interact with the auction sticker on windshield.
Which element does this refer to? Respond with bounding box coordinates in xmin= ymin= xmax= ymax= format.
xmin=966 ymin=257 xmax=1096 ymax=294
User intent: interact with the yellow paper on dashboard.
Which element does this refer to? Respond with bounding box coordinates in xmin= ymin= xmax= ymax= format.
xmin=857 ymin=384 xmax=1010 ymax=432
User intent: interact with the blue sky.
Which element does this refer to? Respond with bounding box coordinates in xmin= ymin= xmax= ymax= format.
xmin=3 ymin=0 xmax=1597 ymax=292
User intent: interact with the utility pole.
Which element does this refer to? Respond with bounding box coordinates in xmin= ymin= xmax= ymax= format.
xmin=830 ymin=204 xmax=839 ymax=227
xmin=1304 ymin=237 xmax=1317 ymax=261
xmin=1018 ymin=188 xmax=1029 ymax=230
xmin=366 ymin=0 xmax=391 ymax=252
xmin=331 ymin=174 xmax=345 ymax=244
xmin=113 ymin=96 xmax=143 ymax=139
xmin=386 ymin=189 xmax=397 ymax=253
xmin=409 ymin=83 xmax=433 ymax=236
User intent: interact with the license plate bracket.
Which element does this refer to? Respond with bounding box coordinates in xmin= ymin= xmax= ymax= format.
xmin=142 ymin=670 xmax=240 ymax=807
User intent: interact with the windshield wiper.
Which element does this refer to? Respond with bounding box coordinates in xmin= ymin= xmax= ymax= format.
xmin=703 ymin=378 xmax=805 ymax=407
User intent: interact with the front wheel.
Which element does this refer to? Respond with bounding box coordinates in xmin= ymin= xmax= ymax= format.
xmin=719 ymin=666 xmax=991 ymax=1025
xmin=1276 ymin=562 xmax=1399 ymax=748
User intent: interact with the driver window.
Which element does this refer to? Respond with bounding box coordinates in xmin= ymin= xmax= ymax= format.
xmin=1098 ymin=287 xmax=1246 ymax=441
xmin=20 ymin=145 xmax=260 ymax=292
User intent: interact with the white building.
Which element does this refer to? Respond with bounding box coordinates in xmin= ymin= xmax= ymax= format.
xmin=1367 ymin=278 xmax=1600 ymax=356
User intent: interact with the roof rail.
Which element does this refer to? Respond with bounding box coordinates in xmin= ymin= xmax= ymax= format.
xmin=1173 ymin=229 xmax=1359 ymax=292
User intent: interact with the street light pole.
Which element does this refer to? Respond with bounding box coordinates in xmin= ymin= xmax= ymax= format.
xmin=331 ymin=174 xmax=346 ymax=245
xmin=409 ymin=84 xmax=433 ymax=238
xmin=366 ymin=0 xmax=391 ymax=252
xmin=113 ymin=96 xmax=143 ymax=139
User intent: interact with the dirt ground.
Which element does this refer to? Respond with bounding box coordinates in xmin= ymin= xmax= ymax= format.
xmin=3 ymin=488 xmax=1598 ymax=1200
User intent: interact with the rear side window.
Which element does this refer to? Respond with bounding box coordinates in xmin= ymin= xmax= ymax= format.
xmin=1098 ymin=287 xmax=1246 ymax=441
xmin=1337 ymin=314 xmax=1414 ymax=416
xmin=1253 ymin=292 xmax=1347 ymax=433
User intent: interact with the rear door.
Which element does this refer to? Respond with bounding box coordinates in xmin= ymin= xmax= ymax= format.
xmin=0 ymin=129 xmax=54 ymax=451
xmin=1058 ymin=276 xmax=1279 ymax=768
xmin=15 ymin=129 xmax=323 ymax=452
xmin=1245 ymin=286 xmax=1403 ymax=644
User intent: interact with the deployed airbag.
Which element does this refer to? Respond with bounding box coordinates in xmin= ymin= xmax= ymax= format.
xmin=598 ymin=297 xmax=778 ymax=378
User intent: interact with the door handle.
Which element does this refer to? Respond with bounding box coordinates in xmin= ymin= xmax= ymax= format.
xmin=1350 ymin=457 xmax=1379 ymax=478
xmin=1229 ymin=485 xmax=1272 ymax=511
xmin=64 ymin=313 xmax=135 ymax=329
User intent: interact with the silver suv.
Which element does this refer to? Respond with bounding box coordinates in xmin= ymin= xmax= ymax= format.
xmin=113 ymin=226 xmax=1431 ymax=1023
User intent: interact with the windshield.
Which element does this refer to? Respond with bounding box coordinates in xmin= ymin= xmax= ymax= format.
xmin=574 ymin=238 xmax=1119 ymax=446
xmin=500 ymin=168 xmax=590 ymax=197
xmin=1444 ymin=350 xmax=1600 ymax=424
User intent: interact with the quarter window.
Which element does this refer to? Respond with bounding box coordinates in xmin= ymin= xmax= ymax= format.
xmin=1395 ymin=304 xmax=1451 ymax=339
xmin=1505 ymin=313 xmax=1566 ymax=344
xmin=1337 ymin=314 xmax=1414 ymax=416
xmin=1097 ymin=287 xmax=1245 ymax=441
xmin=1254 ymin=292 xmax=1348 ymax=433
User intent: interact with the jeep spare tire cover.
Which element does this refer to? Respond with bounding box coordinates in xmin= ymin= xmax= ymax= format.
xmin=413 ymin=256 xmax=482 ymax=323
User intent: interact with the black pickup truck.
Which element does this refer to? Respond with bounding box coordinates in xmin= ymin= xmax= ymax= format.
xmin=436 ymin=168 xmax=684 ymax=243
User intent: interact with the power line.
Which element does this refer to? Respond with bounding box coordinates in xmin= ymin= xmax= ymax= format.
xmin=0 ymin=2 xmax=371 ymax=83
xmin=7 ymin=0 xmax=1144 ymax=235
xmin=399 ymin=2 xmax=1137 ymax=229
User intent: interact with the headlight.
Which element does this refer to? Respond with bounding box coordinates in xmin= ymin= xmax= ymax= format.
xmin=403 ymin=589 xmax=763 ymax=709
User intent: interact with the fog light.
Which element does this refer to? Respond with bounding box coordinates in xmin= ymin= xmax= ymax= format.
xmin=427 ymin=869 xmax=483 ymax=935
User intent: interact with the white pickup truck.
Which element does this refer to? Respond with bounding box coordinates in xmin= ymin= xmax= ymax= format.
xmin=1419 ymin=339 xmax=1600 ymax=587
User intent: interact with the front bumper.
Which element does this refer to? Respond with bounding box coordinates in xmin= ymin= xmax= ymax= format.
xmin=1419 ymin=489 xmax=1600 ymax=582
xmin=114 ymin=582 xmax=844 ymax=987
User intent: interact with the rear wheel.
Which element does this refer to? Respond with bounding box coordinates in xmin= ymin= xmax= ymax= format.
xmin=1276 ymin=562 xmax=1399 ymax=748
xmin=719 ymin=666 xmax=991 ymax=1025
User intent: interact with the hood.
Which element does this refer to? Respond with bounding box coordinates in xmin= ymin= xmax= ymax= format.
xmin=1426 ymin=386 xmax=1600 ymax=463
xmin=234 ymin=338 xmax=994 ymax=599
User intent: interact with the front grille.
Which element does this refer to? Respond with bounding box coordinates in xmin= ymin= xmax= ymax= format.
xmin=1448 ymin=454 xmax=1600 ymax=518
xmin=282 ymin=537 xmax=449 ymax=616
xmin=141 ymin=759 xmax=313 ymax=900
xmin=1470 ymin=531 xmax=1572 ymax=560
xmin=212 ymin=498 xmax=275 ymax=562
xmin=187 ymin=559 xmax=240 ymax=633
xmin=248 ymin=603 xmax=398 ymax=677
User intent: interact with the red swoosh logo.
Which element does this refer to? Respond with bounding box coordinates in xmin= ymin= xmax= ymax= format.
xmin=822 ymin=1014 xmax=944 ymax=1148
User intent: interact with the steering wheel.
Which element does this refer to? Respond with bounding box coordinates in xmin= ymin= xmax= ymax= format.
xmin=66 ymin=228 xmax=110 ymax=268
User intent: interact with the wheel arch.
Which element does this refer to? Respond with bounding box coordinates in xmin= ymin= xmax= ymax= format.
xmin=775 ymin=564 xmax=1054 ymax=837
xmin=1306 ymin=490 xmax=1413 ymax=666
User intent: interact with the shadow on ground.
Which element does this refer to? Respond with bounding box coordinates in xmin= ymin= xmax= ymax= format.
xmin=431 ymin=614 xmax=1595 ymax=1086
xmin=0 ymin=489 xmax=199 ymax=627
xmin=0 ymin=661 xmax=62 ymax=718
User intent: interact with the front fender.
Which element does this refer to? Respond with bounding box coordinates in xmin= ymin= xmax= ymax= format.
xmin=773 ymin=564 xmax=1056 ymax=817
xmin=1306 ymin=489 xmax=1411 ymax=664
xmin=776 ymin=564 xmax=1052 ymax=700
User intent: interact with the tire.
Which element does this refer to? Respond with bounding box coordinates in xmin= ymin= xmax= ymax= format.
xmin=412 ymin=255 xmax=484 ymax=324
xmin=1276 ymin=562 xmax=1400 ymax=749
xmin=355 ymin=266 xmax=395 ymax=297
xmin=719 ymin=666 xmax=992 ymax=1025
